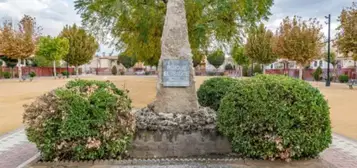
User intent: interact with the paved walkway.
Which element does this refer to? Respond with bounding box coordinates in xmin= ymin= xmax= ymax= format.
xmin=1 ymin=129 xmax=357 ymax=168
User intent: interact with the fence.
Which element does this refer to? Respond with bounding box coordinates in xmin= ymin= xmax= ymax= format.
xmin=265 ymin=68 xmax=356 ymax=81
xmin=0 ymin=67 xmax=75 ymax=78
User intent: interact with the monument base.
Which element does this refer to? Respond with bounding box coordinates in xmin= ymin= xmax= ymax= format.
xmin=129 ymin=106 xmax=232 ymax=158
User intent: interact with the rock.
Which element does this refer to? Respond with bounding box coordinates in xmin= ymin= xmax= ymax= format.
xmin=135 ymin=107 xmax=216 ymax=133
xmin=152 ymin=0 xmax=199 ymax=114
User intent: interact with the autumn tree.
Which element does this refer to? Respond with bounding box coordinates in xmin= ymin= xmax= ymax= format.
xmin=231 ymin=44 xmax=250 ymax=77
xmin=74 ymin=0 xmax=274 ymax=66
xmin=274 ymin=16 xmax=324 ymax=79
xmin=335 ymin=2 xmax=357 ymax=74
xmin=117 ymin=54 xmax=137 ymax=70
xmin=207 ymin=49 xmax=225 ymax=70
xmin=245 ymin=23 xmax=277 ymax=74
xmin=0 ymin=15 xmax=41 ymax=80
xmin=36 ymin=36 xmax=69 ymax=78
xmin=60 ymin=24 xmax=99 ymax=76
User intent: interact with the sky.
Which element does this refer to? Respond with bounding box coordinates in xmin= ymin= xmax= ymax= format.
xmin=0 ymin=0 xmax=354 ymax=55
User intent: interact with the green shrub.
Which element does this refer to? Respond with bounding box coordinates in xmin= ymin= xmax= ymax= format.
xmin=3 ymin=72 xmax=11 ymax=79
xmin=145 ymin=71 xmax=151 ymax=75
xmin=253 ymin=64 xmax=262 ymax=75
xmin=111 ymin=66 xmax=118 ymax=75
xmin=339 ymin=74 xmax=349 ymax=83
xmin=61 ymin=71 xmax=69 ymax=76
xmin=29 ymin=71 xmax=36 ymax=78
xmin=225 ymin=64 xmax=234 ymax=71
xmin=312 ymin=66 xmax=323 ymax=81
xmin=120 ymin=71 xmax=125 ymax=75
xmin=197 ymin=77 xmax=237 ymax=111
xmin=23 ymin=79 xmax=135 ymax=161
xmin=218 ymin=75 xmax=331 ymax=161
xmin=207 ymin=71 xmax=216 ymax=76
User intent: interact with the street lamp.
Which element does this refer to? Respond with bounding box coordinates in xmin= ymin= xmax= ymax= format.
xmin=325 ymin=14 xmax=331 ymax=87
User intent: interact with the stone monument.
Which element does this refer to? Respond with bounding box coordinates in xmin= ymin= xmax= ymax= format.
xmin=153 ymin=0 xmax=198 ymax=114
xmin=130 ymin=0 xmax=231 ymax=158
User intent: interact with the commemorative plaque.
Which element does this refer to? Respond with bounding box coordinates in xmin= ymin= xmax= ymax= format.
xmin=162 ymin=59 xmax=190 ymax=87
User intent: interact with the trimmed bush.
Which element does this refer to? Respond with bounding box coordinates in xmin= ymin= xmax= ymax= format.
xmin=312 ymin=66 xmax=323 ymax=81
xmin=339 ymin=74 xmax=349 ymax=83
xmin=112 ymin=66 xmax=118 ymax=75
xmin=3 ymin=72 xmax=11 ymax=79
xmin=207 ymin=71 xmax=216 ymax=76
xmin=23 ymin=79 xmax=135 ymax=161
xmin=29 ymin=71 xmax=36 ymax=78
xmin=225 ymin=64 xmax=234 ymax=71
xmin=218 ymin=75 xmax=331 ymax=161
xmin=61 ymin=71 xmax=69 ymax=76
xmin=197 ymin=77 xmax=237 ymax=111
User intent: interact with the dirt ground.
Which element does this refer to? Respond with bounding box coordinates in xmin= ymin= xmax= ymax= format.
xmin=0 ymin=76 xmax=356 ymax=140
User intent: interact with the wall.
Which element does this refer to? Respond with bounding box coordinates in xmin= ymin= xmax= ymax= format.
xmin=0 ymin=67 xmax=75 ymax=78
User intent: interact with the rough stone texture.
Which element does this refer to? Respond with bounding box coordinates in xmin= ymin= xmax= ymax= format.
xmin=153 ymin=0 xmax=198 ymax=114
xmin=135 ymin=107 xmax=216 ymax=132
xmin=130 ymin=107 xmax=231 ymax=158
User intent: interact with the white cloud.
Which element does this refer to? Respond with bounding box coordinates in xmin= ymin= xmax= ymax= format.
xmin=0 ymin=0 xmax=354 ymax=55
xmin=0 ymin=0 xmax=112 ymax=54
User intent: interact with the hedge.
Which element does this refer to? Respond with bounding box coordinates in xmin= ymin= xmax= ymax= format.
xmin=217 ymin=75 xmax=331 ymax=161
xmin=197 ymin=77 xmax=237 ymax=111
xmin=23 ymin=79 xmax=135 ymax=161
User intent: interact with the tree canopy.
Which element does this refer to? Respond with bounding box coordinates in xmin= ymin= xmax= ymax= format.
xmin=74 ymin=0 xmax=274 ymax=66
xmin=0 ymin=15 xmax=41 ymax=60
xmin=231 ymin=44 xmax=250 ymax=66
xmin=60 ymin=24 xmax=99 ymax=68
xmin=118 ymin=54 xmax=137 ymax=69
xmin=207 ymin=49 xmax=225 ymax=69
xmin=245 ymin=23 xmax=277 ymax=66
xmin=274 ymin=16 xmax=324 ymax=66
xmin=323 ymin=51 xmax=337 ymax=66
xmin=335 ymin=2 xmax=357 ymax=61
xmin=36 ymin=36 xmax=69 ymax=62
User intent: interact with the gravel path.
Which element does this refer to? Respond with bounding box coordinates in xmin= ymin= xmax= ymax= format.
xmin=1 ymin=129 xmax=357 ymax=168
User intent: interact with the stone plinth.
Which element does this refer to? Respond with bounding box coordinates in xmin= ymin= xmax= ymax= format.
xmin=130 ymin=107 xmax=232 ymax=158
xmin=153 ymin=0 xmax=198 ymax=114
xmin=130 ymin=130 xmax=231 ymax=158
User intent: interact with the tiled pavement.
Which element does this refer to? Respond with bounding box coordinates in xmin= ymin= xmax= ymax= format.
xmin=1 ymin=129 xmax=357 ymax=168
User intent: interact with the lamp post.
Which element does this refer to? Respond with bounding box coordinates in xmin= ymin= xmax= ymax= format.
xmin=325 ymin=14 xmax=331 ymax=87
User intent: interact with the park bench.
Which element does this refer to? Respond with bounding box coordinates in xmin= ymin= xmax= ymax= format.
xmin=348 ymin=79 xmax=357 ymax=89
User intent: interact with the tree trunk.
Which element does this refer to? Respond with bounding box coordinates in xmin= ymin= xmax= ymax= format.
xmin=76 ymin=66 xmax=79 ymax=78
xmin=18 ymin=58 xmax=22 ymax=81
xmin=53 ymin=61 xmax=57 ymax=78
xmin=262 ymin=65 xmax=266 ymax=74
xmin=299 ymin=65 xmax=303 ymax=80
xmin=239 ymin=65 xmax=243 ymax=77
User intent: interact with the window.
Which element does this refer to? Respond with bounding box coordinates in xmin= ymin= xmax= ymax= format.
xmin=314 ymin=61 xmax=318 ymax=67
xmin=319 ymin=60 xmax=323 ymax=67
xmin=271 ymin=64 xmax=273 ymax=69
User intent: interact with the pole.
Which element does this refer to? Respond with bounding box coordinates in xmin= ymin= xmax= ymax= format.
xmin=326 ymin=14 xmax=331 ymax=87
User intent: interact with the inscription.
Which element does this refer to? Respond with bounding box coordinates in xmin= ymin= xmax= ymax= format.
xmin=163 ymin=59 xmax=190 ymax=87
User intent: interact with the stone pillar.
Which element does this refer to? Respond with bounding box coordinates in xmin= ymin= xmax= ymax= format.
xmin=153 ymin=0 xmax=198 ymax=114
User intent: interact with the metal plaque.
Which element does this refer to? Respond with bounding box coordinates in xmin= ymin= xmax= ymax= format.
xmin=163 ymin=59 xmax=190 ymax=87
